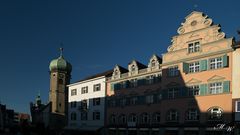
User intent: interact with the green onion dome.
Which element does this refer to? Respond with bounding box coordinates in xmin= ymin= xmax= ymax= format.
xmin=49 ymin=48 xmax=72 ymax=72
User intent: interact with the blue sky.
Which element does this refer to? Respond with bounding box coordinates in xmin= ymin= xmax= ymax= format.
xmin=0 ymin=0 xmax=239 ymax=114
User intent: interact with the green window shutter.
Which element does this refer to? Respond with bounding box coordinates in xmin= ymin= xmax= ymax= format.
xmin=138 ymin=96 xmax=145 ymax=104
xmin=125 ymin=80 xmax=130 ymax=88
xmin=183 ymin=62 xmax=189 ymax=73
xmin=200 ymin=84 xmax=208 ymax=95
xmin=223 ymin=54 xmax=228 ymax=67
xmin=111 ymin=83 xmax=114 ymax=91
xmin=162 ymin=90 xmax=167 ymax=99
xmin=153 ymin=94 xmax=158 ymax=103
xmin=114 ymin=83 xmax=121 ymax=90
xmin=200 ymin=60 xmax=207 ymax=71
xmin=223 ymin=81 xmax=230 ymax=93
xmin=180 ymin=87 xmax=188 ymax=97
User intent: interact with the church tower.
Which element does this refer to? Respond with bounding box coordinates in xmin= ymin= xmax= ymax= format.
xmin=49 ymin=48 xmax=72 ymax=115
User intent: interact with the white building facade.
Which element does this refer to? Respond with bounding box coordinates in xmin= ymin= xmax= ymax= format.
xmin=67 ymin=71 xmax=112 ymax=132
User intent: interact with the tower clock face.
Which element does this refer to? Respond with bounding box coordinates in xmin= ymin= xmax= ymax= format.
xmin=59 ymin=74 xmax=64 ymax=79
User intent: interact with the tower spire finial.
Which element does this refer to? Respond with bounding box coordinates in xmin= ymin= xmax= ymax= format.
xmin=59 ymin=42 xmax=63 ymax=57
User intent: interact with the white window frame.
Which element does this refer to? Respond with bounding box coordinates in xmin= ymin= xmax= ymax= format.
xmin=81 ymin=100 xmax=88 ymax=110
xmin=146 ymin=95 xmax=154 ymax=104
xmin=93 ymin=111 xmax=100 ymax=120
xmin=93 ymin=98 xmax=100 ymax=106
xmin=81 ymin=86 xmax=88 ymax=94
xmin=141 ymin=113 xmax=150 ymax=123
xmin=168 ymin=88 xmax=179 ymax=99
xmin=236 ymin=101 xmax=240 ymax=112
xmin=130 ymin=79 xmax=138 ymax=87
xmin=186 ymin=109 xmax=199 ymax=121
xmin=130 ymin=97 xmax=138 ymax=105
xmin=209 ymin=57 xmax=223 ymax=70
xmin=153 ymin=113 xmax=161 ymax=123
xmin=71 ymin=89 xmax=77 ymax=96
xmin=189 ymin=61 xmax=200 ymax=73
xmin=119 ymin=98 xmax=126 ymax=106
xmin=209 ymin=82 xmax=223 ymax=94
xmin=167 ymin=110 xmax=178 ymax=121
xmin=70 ymin=101 xmax=77 ymax=108
xmin=93 ymin=83 xmax=101 ymax=92
xmin=168 ymin=66 xmax=179 ymax=77
xmin=119 ymin=114 xmax=127 ymax=124
xmin=188 ymin=85 xmax=200 ymax=96
xmin=188 ymin=41 xmax=200 ymax=53
xmin=128 ymin=114 xmax=137 ymax=122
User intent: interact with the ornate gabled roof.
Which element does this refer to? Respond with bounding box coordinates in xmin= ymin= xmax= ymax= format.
xmin=151 ymin=54 xmax=162 ymax=63
xmin=128 ymin=60 xmax=147 ymax=70
xmin=114 ymin=65 xmax=128 ymax=73
xmin=167 ymin=11 xmax=226 ymax=52
xmin=177 ymin=11 xmax=213 ymax=35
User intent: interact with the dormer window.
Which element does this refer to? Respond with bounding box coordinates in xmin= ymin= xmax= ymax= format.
xmin=131 ymin=65 xmax=136 ymax=71
xmin=188 ymin=41 xmax=200 ymax=53
xmin=114 ymin=70 xmax=118 ymax=76
xmin=151 ymin=59 xmax=156 ymax=67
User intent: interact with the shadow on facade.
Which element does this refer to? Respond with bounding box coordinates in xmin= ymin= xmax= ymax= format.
xmin=66 ymin=97 xmax=108 ymax=135
xmin=106 ymin=68 xmax=234 ymax=135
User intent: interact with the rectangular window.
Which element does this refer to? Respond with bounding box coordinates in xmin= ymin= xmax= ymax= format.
xmin=93 ymin=111 xmax=100 ymax=120
xmin=93 ymin=84 xmax=101 ymax=92
xmin=188 ymin=85 xmax=200 ymax=96
xmin=81 ymin=86 xmax=88 ymax=94
xmin=130 ymin=79 xmax=138 ymax=88
xmin=81 ymin=100 xmax=88 ymax=110
xmin=189 ymin=62 xmax=200 ymax=73
xmin=146 ymin=95 xmax=154 ymax=104
xmin=168 ymin=66 xmax=179 ymax=77
xmin=93 ymin=98 xmax=101 ymax=106
xmin=71 ymin=89 xmax=77 ymax=96
xmin=70 ymin=101 xmax=77 ymax=108
xmin=130 ymin=97 xmax=138 ymax=105
xmin=146 ymin=75 xmax=154 ymax=84
xmin=81 ymin=112 xmax=88 ymax=120
xmin=209 ymin=82 xmax=223 ymax=94
xmin=210 ymin=57 xmax=223 ymax=70
xmin=168 ymin=88 xmax=179 ymax=99
xmin=119 ymin=98 xmax=126 ymax=106
xmin=236 ymin=101 xmax=240 ymax=112
xmin=188 ymin=41 xmax=200 ymax=53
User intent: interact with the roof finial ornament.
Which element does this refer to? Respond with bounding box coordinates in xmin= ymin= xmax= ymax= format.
xmin=59 ymin=42 xmax=64 ymax=57
xmin=193 ymin=0 xmax=199 ymax=11
xmin=38 ymin=90 xmax=41 ymax=97
xmin=194 ymin=4 xmax=198 ymax=8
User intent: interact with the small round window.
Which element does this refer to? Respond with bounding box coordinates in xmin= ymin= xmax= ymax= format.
xmin=191 ymin=20 xmax=197 ymax=26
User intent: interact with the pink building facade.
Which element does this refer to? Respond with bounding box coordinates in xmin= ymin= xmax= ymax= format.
xmin=106 ymin=11 xmax=240 ymax=135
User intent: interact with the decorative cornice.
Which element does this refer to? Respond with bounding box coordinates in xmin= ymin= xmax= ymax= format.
xmin=207 ymin=75 xmax=225 ymax=82
xmin=162 ymin=48 xmax=233 ymax=66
